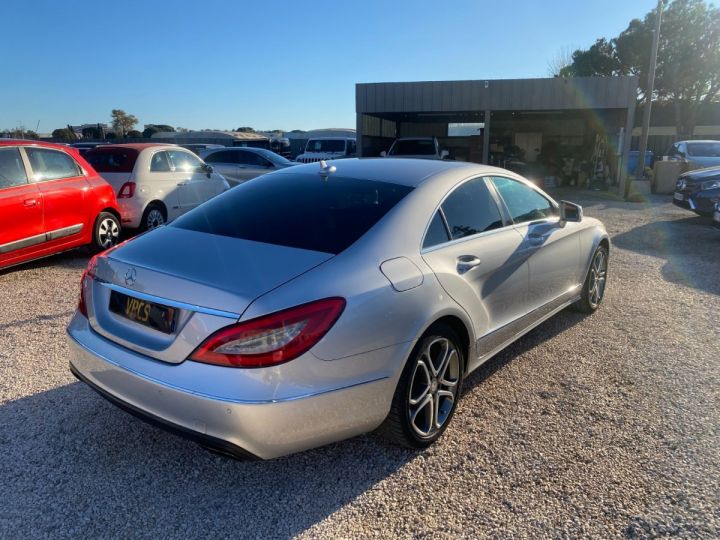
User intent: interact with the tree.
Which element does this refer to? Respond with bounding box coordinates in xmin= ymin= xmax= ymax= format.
xmin=142 ymin=124 xmax=175 ymax=138
xmin=548 ymin=46 xmax=575 ymax=77
xmin=82 ymin=126 xmax=104 ymax=139
xmin=127 ymin=130 xmax=143 ymax=138
xmin=3 ymin=128 xmax=39 ymax=139
xmin=558 ymin=0 xmax=720 ymax=138
xmin=111 ymin=109 xmax=138 ymax=137
xmin=235 ymin=126 xmax=255 ymax=132
xmin=52 ymin=128 xmax=76 ymax=139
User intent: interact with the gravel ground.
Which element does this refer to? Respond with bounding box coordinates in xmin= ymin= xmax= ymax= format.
xmin=1 ymin=193 xmax=718 ymax=539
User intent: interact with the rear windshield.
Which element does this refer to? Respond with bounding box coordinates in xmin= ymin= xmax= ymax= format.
xmin=687 ymin=142 xmax=720 ymax=157
xmin=172 ymin=173 xmax=413 ymax=254
xmin=390 ymin=139 xmax=436 ymax=156
xmin=85 ymin=148 xmax=139 ymax=173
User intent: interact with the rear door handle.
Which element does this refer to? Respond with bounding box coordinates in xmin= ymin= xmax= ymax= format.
xmin=456 ymin=255 xmax=481 ymax=275
xmin=23 ymin=198 xmax=39 ymax=207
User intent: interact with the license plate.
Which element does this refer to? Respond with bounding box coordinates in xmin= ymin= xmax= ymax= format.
xmin=674 ymin=192 xmax=684 ymax=201
xmin=109 ymin=291 xmax=176 ymax=334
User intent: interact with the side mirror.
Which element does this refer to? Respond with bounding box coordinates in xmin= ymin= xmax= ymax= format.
xmin=440 ymin=150 xmax=450 ymax=159
xmin=380 ymin=150 xmax=387 ymax=157
xmin=559 ymin=200 xmax=583 ymax=222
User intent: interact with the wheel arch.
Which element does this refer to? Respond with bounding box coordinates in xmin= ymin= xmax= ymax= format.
xmin=144 ymin=200 xmax=168 ymax=219
xmin=420 ymin=313 xmax=473 ymax=375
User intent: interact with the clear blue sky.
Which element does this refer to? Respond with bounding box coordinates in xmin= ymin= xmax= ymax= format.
xmin=2 ymin=0 xmax=657 ymax=133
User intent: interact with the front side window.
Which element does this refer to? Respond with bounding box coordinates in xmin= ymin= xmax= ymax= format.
xmin=491 ymin=177 xmax=556 ymax=223
xmin=687 ymin=142 xmax=720 ymax=157
xmin=25 ymin=147 xmax=81 ymax=182
xmin=239 ymin=152 xmax=271 ymax=168
xmin=0 ymin=147 xmax=28 ymax=189
xmin=150 ymin=151 xmax=172 ymax=172
xmin=172 ymin=174 xmax=413 ymax=254
xmin=168 ymin=150 xmax=203 ymax=173
xmin=441 ymin=178 xmax=503 ymax=240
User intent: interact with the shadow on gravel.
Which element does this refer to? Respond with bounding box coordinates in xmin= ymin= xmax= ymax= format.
xmin=0 ymin=248 xmax=89 ymax=277
xmin=612 ymin=216 xmax=720 ymax=296
xmin=0 ymin=381 xmax=417 ymax=538
xmin=464 ymin=308 xmax=586 ymax=392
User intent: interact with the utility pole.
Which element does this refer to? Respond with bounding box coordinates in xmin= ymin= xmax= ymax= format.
xmin=633 ymin=0 xmax=664 ymax=189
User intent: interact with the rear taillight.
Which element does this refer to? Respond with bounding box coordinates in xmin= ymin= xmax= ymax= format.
xmin=77 ymin=255 xmax=99 ymax=317
xmin=118 ymin=182 xmax=136 ymax=198
xmin=189 ymin=297 xmax=346 ymax=368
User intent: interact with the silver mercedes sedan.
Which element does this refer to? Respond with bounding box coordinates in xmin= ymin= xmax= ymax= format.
xmin=68 ymin=158 xmax=609 ymax=459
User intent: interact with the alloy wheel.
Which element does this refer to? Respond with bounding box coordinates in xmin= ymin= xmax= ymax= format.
xmin=97 ymin=217 xmax=120 ymax=249
xmin=588 ymin=249 xmax=607 ymax=308
xmin=408 ymin=337 xmax=460 ymax=439
xmin=146 ymin=208 xmax=165 ymax=229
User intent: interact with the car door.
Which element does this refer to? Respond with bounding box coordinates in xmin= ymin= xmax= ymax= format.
xmin=0 ymin=147 xmax=45 ymax=263
xmin=421 ymin=177 xmax=529 ymax=357
xmin=490 ymin=176 xmax=581 ymax=315
xmin=168 ymin=149 xmax=209 ymax=213
xmin=23 ymin=146 xmax=89 ymax=245
xmin=203 ymin=150 xmax=241 ymax=185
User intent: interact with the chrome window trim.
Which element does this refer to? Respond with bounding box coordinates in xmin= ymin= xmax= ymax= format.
xmin=98 ymin=281 xmax=241 ymax=319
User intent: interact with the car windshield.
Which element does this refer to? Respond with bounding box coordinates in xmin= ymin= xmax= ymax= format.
xmin=255 ymin=148 xmax=292 ymax=165
xmin=305 ymin=140 xmax=346 ymax=153
xmin=687 ymin=142 xmax=720 ymax=157
xmin=172 ymin=173 xmax=413 ymax=254
xmin=85 ymin=148 xmax=139 ymax=173
xmin=389 ymin=139 xmax=436 ymax=156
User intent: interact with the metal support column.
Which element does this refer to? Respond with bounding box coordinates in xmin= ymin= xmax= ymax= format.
xmin=619 ymin=100 xmax=636 ymax=198
xmin=482 ymin=110 xmax=491 ymax=164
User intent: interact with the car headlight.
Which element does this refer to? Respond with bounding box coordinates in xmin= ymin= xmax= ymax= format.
xmin=701 ymin=179 xmax=720 ymax=190
xmin=676 ymin=179 xmax=687 ymax=190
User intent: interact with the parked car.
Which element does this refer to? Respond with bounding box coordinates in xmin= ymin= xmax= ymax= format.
xmin=295 ymin=137 xmax=356 ymax=163
xmin=180 ymin=143 xmax=224 ymax=156
xmin=667 ymin=140 xmax=720 ymax=168
xmin=0 ymin=140 xmax=121 ymax=270
xmin=68 ymin=158 xmax=609 ymax=459
xmin=672 ymin=165 xmax=720 ymax=216
xmin=382 ymin=137 xmax=450 ymax=160
xmin=85 ymin=143 xmax=229 ymax=230
xmin=200 ymin=147 xmax=295 ymax=186
xmin=70 ymin=142 xmax=108 ymax=156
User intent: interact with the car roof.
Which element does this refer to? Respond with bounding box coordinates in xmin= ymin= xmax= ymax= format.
xmin=678 ymin=140 xmax=720 ymax=144
xmin=273 ymin=157 xmax=510 ymax=187
xmin=0 ymin=139 xmax=74 ymax=151
xmin=94 ymin=143 xmax=177 ymax=151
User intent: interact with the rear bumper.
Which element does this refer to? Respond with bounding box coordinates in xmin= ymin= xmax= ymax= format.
xmin=117 ymin=200 xmax=142 ymax=228
xmin=66 ymin=314 xmax=398 ymax=459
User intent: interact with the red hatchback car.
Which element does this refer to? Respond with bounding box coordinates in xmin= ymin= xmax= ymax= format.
xmin=0 ymin=140 xmax=121 ymax=270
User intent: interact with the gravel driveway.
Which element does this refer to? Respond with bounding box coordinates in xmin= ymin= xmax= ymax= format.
xmin=1 ymin=193 xmax=718 ymax=539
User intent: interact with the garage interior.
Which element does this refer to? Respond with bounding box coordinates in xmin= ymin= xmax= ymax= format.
xmin=356 ymin=77 xmax=638 ymax=187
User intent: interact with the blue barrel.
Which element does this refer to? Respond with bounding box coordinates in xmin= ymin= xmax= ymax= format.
xmin=626 ymin=150 xmax=654 ymax=173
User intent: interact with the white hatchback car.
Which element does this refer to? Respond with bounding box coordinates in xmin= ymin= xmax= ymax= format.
xmin=85 ymin=144 xmax=230 ymax=230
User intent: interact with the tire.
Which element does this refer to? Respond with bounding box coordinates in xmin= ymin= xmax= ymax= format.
xmin=141 ymin=203 xmax=166 ymax=231
xmin=91 ymin=212 xmax=121 ymax=252
xmin=379 ymin=323 xmax=464 ymax=448
xmin=573 ymin=244 xmax=609 ymax=314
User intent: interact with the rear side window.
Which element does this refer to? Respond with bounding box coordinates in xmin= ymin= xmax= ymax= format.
xmin=86 ymin=148 xmax=139 ymax=173
xmin=238 ymin=151 xmax=271 ymax=167
xmin=423 ymin=211 xmax=450 ymax=248
xmin=491 ymin=177 xmax=556 ymax=223
xmin=441 ymin=178 xmax=503 ymax=240
xmin=25 ymin=147 xmax=81 ymax=181
xmin=0 ymin=147 xmax=28 ymax=189
xmin=172 ymin=174 xmax=413 ymax=254
xmin=150 ymin=151 xmax=172 ymax=172
xmin=205 ymin=150 xmax=239 ymax=164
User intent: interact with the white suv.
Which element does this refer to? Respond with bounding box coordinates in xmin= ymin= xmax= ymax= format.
xmin=295 ymin=137 xmax=356 ymax=163
xmin=85 ymin=143 xmax=229 ymax=230
xmin=382 ymin=137 xmax=450 ymax=160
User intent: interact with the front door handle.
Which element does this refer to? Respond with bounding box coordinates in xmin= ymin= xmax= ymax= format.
xmin=456 ymin=255 xmax=481 ymax=275
xmin=23 ymin=198 xmax=39 ymax=207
